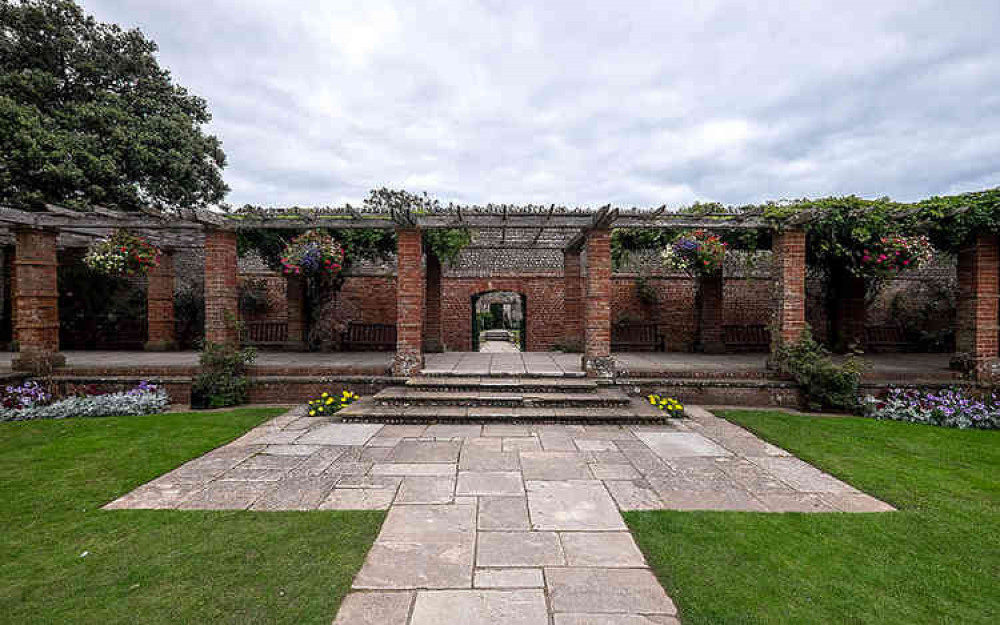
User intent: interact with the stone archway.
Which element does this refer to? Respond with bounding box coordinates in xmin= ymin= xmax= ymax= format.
xmin=471 ymin=290 xmax=527 ymax=351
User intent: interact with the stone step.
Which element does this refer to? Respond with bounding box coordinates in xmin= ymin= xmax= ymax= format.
xmin=373 ymin=387 xmax=630 ymax=408
xmin=419 ymin=369 xmax=586 ymax=379
xmin=406 ymin=376 xmax=599 ymax=393
xmin=337 ymin=397 xmax=669 ymax=424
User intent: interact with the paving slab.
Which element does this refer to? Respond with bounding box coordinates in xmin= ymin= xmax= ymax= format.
xmin=332 ymin=591 xmax=413 ymax=625
xmin=476 ymin=531 xmax=565 ymax=567
xmin=409 ymin=589 xmax=548 ymax=625
xmin=502 ymin=437 xmax=542 ymax=453
xmin=371 ymin=463 xmax=457 ymax=477
xmin=554 ymin=615 xmax=681 ymax=625
xmin=296 ymin=423 xmax=383 ymax=446
xmin=424 ymin=424 xmax=482 ymax=438
xmin=250 ymin=477 xmax=338 ymax=510
xmin=750 ymin=457 xmax=857 ymax=493
xmin=560 ymin=532 xmax=646 ymax=567
xmin=103 ymin=481 xmax=202 ymax=510
xmin=589 ymin=463 xmax=640 ymax=480
xmin=527 ymin=480 xmax=626 ymax=531
xmin=519 ymin=451 xmax=592 ymax=480
xmin=176 ymin=481 xmax=274 ymax=510
xmin=478 ymin=495 xmax=530 ymax=530
xmin=634 ymin=431 xmax=733 ymax=458
xmin=395 ymin=476 xmax=456 ymax=505
xmin=546 ymin=568 xmax=676 ymax=615
xmin=574 ymin=439 xmax=618 ymax=452
xmin=459 ymin=449 xmax=519 ymax=472
xmin=604 ymin=480 xmax=665 ymax=510
xmin=473 ymin=568 xmax=545 ymax=588
xmin=756 ymin=493 xmax=839 ymax=513
xmin=457 ymin=471 xmax=525 ymax=496
xmin=319 ymin=488 xmax=397 ymax=510
xmin=821 ymin=492 xmax=896 ymax=512
xmin=390 ymin=440 xmax=462 ymax=463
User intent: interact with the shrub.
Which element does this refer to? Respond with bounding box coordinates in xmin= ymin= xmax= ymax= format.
xmin=3 ymin=380 xmax=52 ymax=409
xmin=773 ymin=331 xmax=865 ymax=412
xmin=0 ymin=383 xmax=169 ymax=422
xmin=84 ymin=230 xmax=161 ymax=276
xmin=306 ymin=390 xmax=359 ymax=416
xmin=191 ymin=341 xmax=257 ymax=409
xmin=280 ymin=230 xmax=345 ymax=277
xmin=862 ymin=387 xmax=1000 ymax=429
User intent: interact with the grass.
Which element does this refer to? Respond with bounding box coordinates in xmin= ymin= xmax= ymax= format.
xmin=625 ymin=411 xmax=999 ymax=625
xmin=0 ymin=408 xmax=385 ymax=625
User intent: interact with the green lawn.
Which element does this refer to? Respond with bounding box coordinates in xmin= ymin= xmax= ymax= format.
xmin=625 ymin=411 xmax=999 ymax=625
xmin=0 ymin=409 xmax=385 ymax=625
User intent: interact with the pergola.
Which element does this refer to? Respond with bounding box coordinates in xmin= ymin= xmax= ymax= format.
xmin=0 ymin=201 xmax=995 ymax=381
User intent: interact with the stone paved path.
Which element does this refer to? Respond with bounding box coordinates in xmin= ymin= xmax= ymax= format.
xmin=106 ymin=406 xmax=892 ymax=624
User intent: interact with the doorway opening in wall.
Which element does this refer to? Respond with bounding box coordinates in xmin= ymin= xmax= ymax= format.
xmin=472 ymin=290 xmax=526 ymax=352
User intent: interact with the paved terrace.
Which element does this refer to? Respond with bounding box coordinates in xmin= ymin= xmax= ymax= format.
xmin=0 ymin=351 xmax=958 ymax=381
xmin=107 ymin=406 xmax=892 ymax=625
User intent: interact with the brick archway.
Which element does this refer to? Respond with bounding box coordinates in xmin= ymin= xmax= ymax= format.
xmin=471 ymin=289 xmax=527 ymax=351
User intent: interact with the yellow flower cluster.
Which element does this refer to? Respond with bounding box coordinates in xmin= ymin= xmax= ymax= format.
xmin=648 ymin=394 xmax=684 ymax=413
xmin=307 ymin=390 xmax=360 ymax=416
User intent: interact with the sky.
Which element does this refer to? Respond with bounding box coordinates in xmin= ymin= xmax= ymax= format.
xmin=80 ymin=0 xmax=1000 ymax=209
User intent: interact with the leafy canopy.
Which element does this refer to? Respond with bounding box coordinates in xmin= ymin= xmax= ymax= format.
xmin=0 ymin=0 xmax=228 ymax=211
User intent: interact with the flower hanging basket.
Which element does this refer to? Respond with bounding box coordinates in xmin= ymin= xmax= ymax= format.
xmin=661 ymin=230 xmax=726 ymax=277
xmin=84 ymin=229 xmax=161 ymax=277
xmin=280 ymin=230 xmax=345 ymax=277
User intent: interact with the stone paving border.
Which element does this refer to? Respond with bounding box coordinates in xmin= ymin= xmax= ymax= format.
xmin=105 ymin=405 xmax=893 ymax=624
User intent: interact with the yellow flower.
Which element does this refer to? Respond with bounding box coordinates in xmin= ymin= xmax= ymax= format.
xmin=309 ymin=410 xmax=316 ymax=416
xmin=317 ymin=406 xmax=324 ymax=413
xmin=326 ymin=397 xmax=334 ymax=405
xmin=321 ymin=392 xmax=329 ymax=398
xmin=648 ymin=396 xmax=657 ymax=405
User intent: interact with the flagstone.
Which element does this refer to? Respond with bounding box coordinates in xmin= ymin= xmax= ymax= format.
xmin=527 ymin=480 xmax=626 ymax=531
xmin=546 ymin=568 xmax=676 ymax=615
xmin=559 ymin=532 xmax=646 ymax=568
xmin=478 ymin=495 xmax=530 ymax=530
xmin=456 ymin=471 xmax=525 ymax=496
xmin=332 ymin=591 xmax=413 ymax=625
xmin=409 ymin=589 xmax=548 ymax=625
xmin=296 ymin=423 xmax=383 ymax=446
xmin=519 ymin=451 xmax=592 ymax=480
xmin=476 ymin=531 xmax=565 ymax=567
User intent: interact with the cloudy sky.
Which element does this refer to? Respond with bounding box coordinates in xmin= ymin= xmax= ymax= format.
xmin=80 ymin=0 xmax=1000 ymax=208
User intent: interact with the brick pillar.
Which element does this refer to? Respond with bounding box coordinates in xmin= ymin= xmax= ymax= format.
xmin=698 ymin=274 xmax=725 ymax=353
xmin=832 ymin=272 xmax=866 ymax=352
xmin=12 ymin=228 xmax=65 ymax=371
xmin=145 ymin=250 xmax=176 ymax=350
xmin=204 ymin=229 xmax=239 ymax=345
xmin=584 ymin=229 xmax=614 ymax=377
xmin=563 ymin=249 xmax=584 ymax=350
xmin=955 ymin=233 xmax=999 ymax=384
xmin=393 ymin=228 xmax=425 ymax=376
xmin=423 ymin=253 xmax=443 ymax=352
xmin=771 ymin=229 xmax=807 ymax=358
xmin=286 ymin=275 xmax=307 ymax=348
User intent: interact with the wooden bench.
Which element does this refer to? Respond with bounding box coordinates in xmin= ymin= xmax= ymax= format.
xmin=241 ymin=320 xmax=288 ymax=346
xmin=343 ymin=322 xmax=397 ymax=351
xmin=612 ymin=322 xmax=664 ymax=352
xmin=865 ymin=325 xmax=908 ymax=352
xmin=723 ymin=324 xmax=771 ymax=352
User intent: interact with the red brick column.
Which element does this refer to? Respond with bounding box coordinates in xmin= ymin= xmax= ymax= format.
xmin=423 ymin=253 xmax=443 ymax=352
xmin=955 ymin=233 xmax=999 ymax=384
xmin=771 ymin=229 xmax=807 ymax=358
xmin=393 ymin=228 xmax=425 ymax=376
xmin=563 ymin=249 xmax=584 ymax=350
xmin=832 ymin=272 xmax=866 ymax=352
xmin=145 ymin=250 xmax=176 ymax=350
xmin=12 ymin=228 xmax=65 ymax=370
xmin=286 ymin=275 xmax=307 ymax=348
xmin=204 ymin=229 xmax=239 ymax=345
xmin=698 ymin=274 xmax=725 ymax=353
xmin=584 ymin=229 xmax=614 ymax=377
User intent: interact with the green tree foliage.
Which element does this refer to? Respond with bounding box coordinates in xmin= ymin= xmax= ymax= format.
xmin=0 ymin=0 xmax=227 ymax=210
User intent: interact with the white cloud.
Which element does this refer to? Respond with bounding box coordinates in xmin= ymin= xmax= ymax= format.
xmin=81 ymin=0 xmax=1000 ymax=207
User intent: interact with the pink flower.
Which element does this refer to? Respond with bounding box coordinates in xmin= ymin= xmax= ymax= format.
xmin=903 ymin=260 xmax=910 ymax=265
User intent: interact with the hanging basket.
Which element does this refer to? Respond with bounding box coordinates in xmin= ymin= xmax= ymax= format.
xmin=661 ymin=230 xmax=726 ymax=277
xmin=280 ymin=230 xmax=345 ymax=277
xmin=83 ymin=229 xmax=161 ymax=277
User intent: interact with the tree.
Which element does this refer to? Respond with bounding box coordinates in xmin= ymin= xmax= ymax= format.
xmin=0 ymin=0 xmax=228 ymax=211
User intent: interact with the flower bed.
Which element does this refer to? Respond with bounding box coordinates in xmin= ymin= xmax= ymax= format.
xmin=307 ymin=390 xmax=359 ymax=416
xmin=662 ymin=230 xmax=726 ymax=276
xmin=647 ymin=394 xmax=686 ymax=416
xmin=0 ymin=381 xmax=169 ymax=422
xmin=280 ymin=230 xmax=345 ymax=277
xmin=862 ymin=387 xmax=999 ymax=429
xmin=84 ymin=229 xmax=161 ymax=276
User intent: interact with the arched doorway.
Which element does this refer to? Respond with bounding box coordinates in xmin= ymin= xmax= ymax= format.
xmin=471 ymin=290 xmax=526 ymax=351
